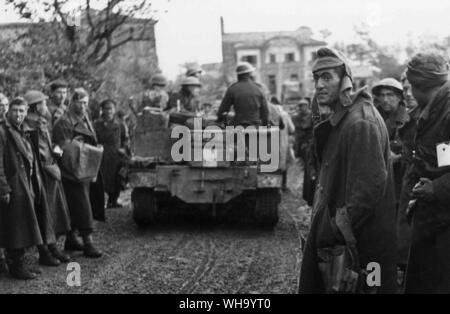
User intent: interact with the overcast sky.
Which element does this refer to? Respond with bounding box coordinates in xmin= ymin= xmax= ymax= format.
xmin=1 ymin=0 xmax=450 ymax=79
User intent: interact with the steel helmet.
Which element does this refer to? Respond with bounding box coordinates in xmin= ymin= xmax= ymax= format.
xmin=372 ymin=78 xmax=403 ymax=96
xmin=180 ymin=76 xmax=202 ymax=87
xmin=24 ymin=90 xmax=48 ymax=105
xmin=150 ymin=73 xmax=167 ymax=87
xmin=236 ymin=62 xmax=255 ymax=75
xmin=186 ymin=66 xmax=203 ymax=77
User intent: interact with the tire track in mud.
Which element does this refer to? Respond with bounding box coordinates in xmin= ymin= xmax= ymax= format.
xmin=178 ymin=239 xmax=218 ymax=294
xmin=4 ymin=163 xmax=308 ymax=294
xmin=231 ymin=192 xmax=306 ymax=292
xmin=231 ymin=244 xmax=261 ymax=294
xmin=81 ymin=224 xmax=194 ymax=293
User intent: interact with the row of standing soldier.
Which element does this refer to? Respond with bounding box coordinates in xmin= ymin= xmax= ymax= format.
xmin=0 ymin=81 xmax=130 ymax=280
xmin=299 ymin=48 xmax=450 ymax=294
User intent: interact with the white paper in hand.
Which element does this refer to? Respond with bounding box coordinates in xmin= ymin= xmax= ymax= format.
xmin=436 ymin=142 xmax=450 ymax=167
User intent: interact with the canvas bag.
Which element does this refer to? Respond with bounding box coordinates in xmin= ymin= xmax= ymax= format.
xmin=61 ymin=139 xmax=104 ymax=182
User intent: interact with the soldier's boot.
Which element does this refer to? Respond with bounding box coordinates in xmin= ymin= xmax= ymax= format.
xmin=107 ymin=193 xmax=122 ymax=208
xmin=48 ymin=243 xmax=71 ymax=263
xmin=38 ymin=245 xmax=61 ymax=267
xmin=0 ymin=248 xmax=8 ymax=274
xmin=7 ymin=250 xmax=37 ymax=280
xmin=64 ymin=231 xmax=84 ymax=251
xmin=82 ymin=235 xmax=102 ymax=259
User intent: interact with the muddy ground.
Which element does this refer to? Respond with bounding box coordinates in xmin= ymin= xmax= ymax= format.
xmin=0 ymin=162 xmax=311 ymax=294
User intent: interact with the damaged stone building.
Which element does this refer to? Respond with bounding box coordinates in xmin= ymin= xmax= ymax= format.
xmin=220 ymin=18 xmax=326 ymax=101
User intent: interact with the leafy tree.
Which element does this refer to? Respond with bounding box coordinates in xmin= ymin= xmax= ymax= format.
xmin=334 ymin=23 xmax=406 ymax=81
xmin=0 ymin=0 xmax=167 ymax=107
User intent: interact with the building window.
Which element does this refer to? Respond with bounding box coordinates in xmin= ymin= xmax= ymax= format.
xmin=240 ymin=55 xmax=258 ymax=66
xmin=285 ymin=53 xmax=295 ymax=63
xmin=290 ymin=74 xmax=299 ymax=81
xmin=269 ymin=53 xmax=276 ymax=64
xmin=268 ymin=75 xmax=277 ymax=95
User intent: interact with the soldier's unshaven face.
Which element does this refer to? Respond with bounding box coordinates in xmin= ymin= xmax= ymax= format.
xmin=72 ymin=96 xmax=89 ymax=115
xmin=187 ymin=85 xmax=201 ymax=97
xmin=313 ymin=69 xmax=341 ymax=107
xmin=8 ymin=104 xmax=28 ymax=127
xmin=53 ymin=87 xmax=68 ymax=105
xmin=378 ymin=88 xmax=401 ymax=113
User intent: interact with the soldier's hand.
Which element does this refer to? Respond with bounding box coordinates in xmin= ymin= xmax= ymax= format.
xmin=412 ymin=178 xmax=435 ymax=201
xmin=0 ymin=193 xmax=10 ymax=205
xmin=53 ymin=145 xmax=63 ymax=158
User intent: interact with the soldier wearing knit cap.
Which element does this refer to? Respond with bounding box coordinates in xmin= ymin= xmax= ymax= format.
xmin=403 ymin=52 xmax=450 ymax=293
xmin=299 ymin=48 xmax=397 ymax=294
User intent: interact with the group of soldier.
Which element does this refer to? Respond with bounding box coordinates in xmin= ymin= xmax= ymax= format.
xmin=0 ymin=46 xmax=449 ymax=294
xmin=0 ymin=80 xmax=130 ymax=280
xmin=297 ymin=48 xmax=450 ymax=294
xmin=129 ymin=52 xmax=450 ymax=294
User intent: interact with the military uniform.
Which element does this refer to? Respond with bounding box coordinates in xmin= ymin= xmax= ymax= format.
xmin=293 ymin=110 xmax=314 ymax=161
xmin=377 ymin=104 xmax=410 ymax=199
xmin=396 ymin=106 xmax=420 ymax=268
xmin=53 ymin=110 xmax=105 ymax=233
xmin=217 ymin=78 xmax=269 ymax=126
xmin=0 ymin=119 xmax=55 ymax=250
xmin=46 ymin=99 xmax=68 ymax=127
xmin=166 ymin=90 xmax=200 ymax=113
xmin=299 ymin=88 xmax=397 ymax=293
xmin=94 ymin=118 xmax=130 ymax=207
xmin=26 ymin=113 xmax=71 ymax=236
xmin=138 ymin=89 xmax=169 ymax=111
xmin=405 ymin=81 xmax=450 ymax=293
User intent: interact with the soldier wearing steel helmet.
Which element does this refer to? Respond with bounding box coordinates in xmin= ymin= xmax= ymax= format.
xmin=372 ymin=78 xmax=409 ymax=139
xmin=372 ymin=78 xmax=411 ymax=286
xmin=372 ymin=78 xmax=409 ymax=190
xmin=217 ymin=62 xmax=269 ymax=126
xmin=186 ymin=65 xmax=204 ymax=78
xmin=24 ymin=90 xmax=72 ymax=266
xmin=166 ymin=76 xmax=202 ymax=113
xmin=137 ymin=73 xmax=169 ymax=112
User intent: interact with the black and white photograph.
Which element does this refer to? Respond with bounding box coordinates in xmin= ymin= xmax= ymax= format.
xmin=0 ymin=0 xmax=449 ymax=299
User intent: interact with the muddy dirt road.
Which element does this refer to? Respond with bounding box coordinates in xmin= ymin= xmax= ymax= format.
xmin=0 ymin=163 xmax=311 ymax=294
